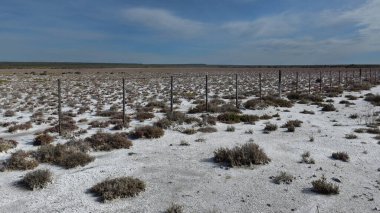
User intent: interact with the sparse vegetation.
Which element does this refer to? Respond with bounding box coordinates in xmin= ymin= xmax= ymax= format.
xmin=132 ymin=125 xmax=164 ymax=139
xmin=19 ymin=169 xmax=52 ymax=190
xmin=300 ymin=151 xmax=315 ymax=164
xmin=3 ymin=150 xmax=39 ymax=171
xmin=311 ymin=175 xmax=339 ymax=195
xmin=33 ymin=134 xmax=54 ymax=146
xmin=273 ymin=171 xmax=294 ymax=184
xmin=90 ymin=177 xmax=145 ymax=202
xmin=0 ymin=138 xmax=18 ymax=152
xmin=85 ymin=132 xmax=132 ymax=151
xmin=332 ymin=152 xmax=349 ymax=162
xmin=166 ymin=203 xmax=184 ymax=213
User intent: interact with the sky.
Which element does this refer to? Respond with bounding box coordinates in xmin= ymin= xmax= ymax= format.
xmin=0 ymin=0 xmax=379 ymax=65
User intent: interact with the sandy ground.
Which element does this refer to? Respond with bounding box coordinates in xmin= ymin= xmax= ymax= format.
xmin=1 ymin=82 xmax=380 ymax=213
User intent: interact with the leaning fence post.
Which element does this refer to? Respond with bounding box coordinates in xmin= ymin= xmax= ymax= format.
xmin=57 ymin=79 xmax=62 ymax=136
xmin=259 ymin=73 xmax=262 ymax=100
xmin=278 ymin=70 xmax=282 ymax=97
xmin=235 ymin=74 xmax=238 ymax=108
xmin=205 ymin=74 xmax=208 ymax=112
xmin=319 ymin=71 xmax=323 ymax=93
xmin=296 ymin=72 xmax=299 ymax=93
xmin=170 ymin=76 xmax=174 ymax=112
xmin=122 ymin=78 xmax=126 ymax=128
xmin=308 ymin=72 xmax=311 ymax=94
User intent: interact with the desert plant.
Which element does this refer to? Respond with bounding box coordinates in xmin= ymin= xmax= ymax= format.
xmin=33 ymin=134 xmax=54 ymax=146
xmin=154 ymin=118 xmax=172 ymax=129
xmin=19 ymin=169 xmax=52 ymax=190
xmin=8 ymin=122 xmax=32 ymax=133
xmin=217 ymin=112 xmax=241 ymax=124
xmin=179 ymin=140 xmax=190 ymax=146
xmin=281 ymin=120 xmax=303 ymax=128
xmin=273 ymin=171 xmax=294 ymax=184
xmin=4 ymin=110 xmax=15 ymax=117
xmin=90 ymin=177 xmax=145 ymax=202
xmin=214 ymin=143 xmax=271 ymax=167
xmin=0 ymin=138 xmax=18 ymax=152
xmin=345 ymin=134 xmax=358 ymax=139
xmin=264 ymin=123 xmax=278 ymax=132
xmin=197 ymin=126 xmax=217 ymax=133
xmin=364 ymin=94 xmax=380 ymax=106
xmin=135 ymin=112 xmax=155 ymax=121
xmin=300 ymin=151 xmax=315 ymax=164
xmin=182 ymin=128 xmax=197 ymax=135
xmin=300 ymin=109 xmax=315 ymax=115
xmin=331 ymin=152 xmax=349 ymax=162
xmin=85 ymin=132 xmax=132 ymax=151
xmin=132 ymin=125 xmax=164 ymax=139
xmin=3 ymin=150 xmax=39 ymax=171
xmin=166 ymin=203 xmax=184 ymax=213
xmin=311 ymin=175 xmax=339 ymax=195
xmin=239 ymin=114 xmax=259 ymax=124
xmin=226 ymin=125 xmax=235 ymax=132
xmin=321 ymin=104 xmax=336 ymax=112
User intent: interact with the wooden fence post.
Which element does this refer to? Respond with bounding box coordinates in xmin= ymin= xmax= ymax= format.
xmin=359 ymin=68 xmax=362 ymax=85
xmin=338 ymin=70 xmax=341 ymax=85
xmin=278 ymin=70 xmax=282 ymax=97
xmin=57 ymin=79 xmax=62 ymax=136
xmin=296 ymin=72 xmax=299 ymax=93
xmin=329 ymin=70 xmax=332 ymax=90
xmin=235 ymin=74 xmax=239 ymax=108
xmin=205 ymin=74 xmax=208 ymax=112
xmin=259 ymin=73 xmax=262 ymax=100
xmin=170 ymin=76 xmax=174 ymax=112
xmin=319 ymin=71 xmax=323 ymax=93
xmin=122 ymin=78 xmax=126 ymax=128
xmin=308 ymin=72 xmax=311 ymax=94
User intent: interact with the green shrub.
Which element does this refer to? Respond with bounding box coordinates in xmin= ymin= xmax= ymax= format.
xmin=154 ymin=118 xmax=172 ymax=129
xmin=90 ymin=177 xmax=145 ymax=202
xmin=19 ymin=169 xmax=52 ymax=190
xmin=132 ymin=126 xmax=164 ymax=139
xmin=214 ymin=143 xmax=271 ymax=167
xmin=311 ymin=175 xmax=339 ymax=195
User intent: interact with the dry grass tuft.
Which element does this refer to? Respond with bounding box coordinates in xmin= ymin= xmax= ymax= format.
xmin=311 ymin=175 xmax=339 ymax=195
xmin=273 ymin=171 xmax=294 ymax=184
xmin=33 ymin=134 xmax=54 ymax=146
xmin=3 ymin=150 xmax=39 ymax=171
xmin=165 ymin=203 xmax=184 ymax=213
xmin=132 ymin=126 xmax=164 ymax=139
xmin=331 ymin=152 xmax=349 ymax=162
xmin=19 ymin=169 xmax=52 ymax=190
xmin=85 ymin=132 xmax=132 ymax=151
xmin=0 ymin=138 xmax=18 ymax=152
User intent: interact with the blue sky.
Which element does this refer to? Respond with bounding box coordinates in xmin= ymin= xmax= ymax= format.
xmin=0 ymin=0 xmax=379 ymax=65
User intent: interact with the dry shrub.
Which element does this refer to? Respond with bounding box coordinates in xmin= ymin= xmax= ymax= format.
xmin=47 ymin=116 xmax=78 ymax=134
xmin=345 ymin=134 xmax=357 ymax=139
xmin=166 ymin=111 xmax=187 ymax=124
xmin=89 ymin=120 xmax=110 ymax=128
xmin=19 ymin=169 xmax=52 ymax=190
xmin=264 ymin=123 xmax=278 ymax=132
xmin=300 ymin=109 xmax=315 ymax=114
xmin=3 ymin=150 xmax=39 ymax=171
xmin=154 ymin=118 xmax=172 ymax=129
xmin=217 ymin=112 xmax=241 ymax=124
xmin=166 ymin=203 xmax=184 ymax=213
xmin=182 ymin=128 xmax=197 ymax=135
xmin=197 ymin=126 xmax=217 ymax=133
xmin=90 ymin=177 xmax=145 ymax=202
xmin=311 ymin=175 xmax=339 ymax=195
xmin=331 ymin=152 xmax=349 ymax=162
xmin=273 ymin=171 xmax=294 ymax=184
xmin=33 ymin=134 xmax=54 ymax=146
xmin=132 ymin=126 xmax=164 ymax=139
xmin=34 ymin=144 xmax=94 ymax=169
xmin=364 ymin=94 xmax=380 ymax=106
xmin=4 ymin=110 xmax=15 ymax=117
xmin=321 ymin=104 xmax=336 ymax=112
xmin=0 ymin=138 xmax=18 ymax=152
xmin=214 ymin=143 xmax=271 ymax=167
xmin=8 ymin=122 xmax=32 ymax=133
xmin=85 ymin=132 xmax=132 ymax=151
xmin=300 ymin=151 xmax=315 ymax=164
xmin=135 ymin=112 xmax=155 ymax=121
xmin=244 ymin=96 xmax=293 ymax=110
xmin=240 ymin=114 xmax=259 ymax=124
xmin=281 ymin=120 xmax=303 ymax=128
xmin=201 ymin=114 xmax=217 ymax=125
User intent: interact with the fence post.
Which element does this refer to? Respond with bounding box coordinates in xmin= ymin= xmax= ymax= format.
xmin=338 ymin=70 xmax=341 ymax=85
xmin=205 ymin=74 xmax=208 ymax=112
xmin=369 ymin=69 xmax=372 ymax=84
xmin=329 ymin=70 xmax=332 ymax=90
xmin=375 ymin=70 xmax=377 ymax=84
xmin=122 ymin=78 xmax=126 ymax=128
xmin=359 ymin=68 xmax=362 ymax=85
xmin=308 ymin=72 xmax=311 ymax=94
xmin=259 ymin=73 xmax=262 ymax=100
xmin=170 ymin=76 xmax=174 ymax=112
xmin=57 ymin=79 xmax=62 ymax=136
xmin=235 ymin=74 xmax=239 ymax=108
xmin=278 ymin=70 xmax=282 ymax=97
xmin=319 ymin=71 xmax=322 ymax=93
xmin=296 ymin=72 xmax=299 ymax=93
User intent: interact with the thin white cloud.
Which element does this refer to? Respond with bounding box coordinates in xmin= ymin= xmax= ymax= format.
xmin=123 ymin=8 xmax=205 ymax=37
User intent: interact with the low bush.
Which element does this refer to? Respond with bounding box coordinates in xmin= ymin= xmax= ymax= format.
xmin=349 ymin=114 xmax=358 ymax=119
xmin=345 ymin=134 xmax=358 ymax=139
xmin=226 ymin=126 xmax=235 ymax=132
xmin=281 ymin=120 xmax=303 ymax=128
xmin=166 ymin=203 xmax=183 ymax=213
xmin=364 ymin=94 xmax=380 ymax=106
xmin=240 ymin=114 xmax=259 ymax=124
xmin=33 ymin=144 xmax=94 ymax=169
xmin=90 ymin=177 xmax=145 ymax=202
xmin=273 ymin=171 xmax=294 ymax=184
xmin=8 ymin=122 xmax=32 ymax=133
xmin=182 ymin=128 xmax=197 ymax=135
xmin=214 ymin=143 xmax=271 ymax=167
xmin=300 ymin=151 xmax=315 ymax=164
xmin=4 ymin=110 xmax=15 ymax=117
xmin=33 ymin=134 xmax=54 ymax=146
xmin=244 ymin=96 xmax=293 ymax=110
xmin=19 ymin=169 xmax=52 ymax=190
xmin=264 ymin=123 xmax=278 ymax=132
xmin=132 ymin=126 xmax=164 ymax=139
xmin=331 ymin=152 xmax=349 ymax=162
xmin=135 ymin=112 xmax=155 ymax=121
xmin=197 ymin=126 xmax=217 ymax=133
xmin=85 ymin=132 xmax=132 ymax=151
xmin=217 ymin=112 xmax=241 ymax=124
xmin=0 ymin=138 xmax=18 ymax=152
xmin=321 ymin=104 xmax=336 ymax=112
xmin=154 ymin=118 xmax=172 ymax=129
xmin=3 ymin=150 xmax=39 ymax=171
xmin=300 ymin=109 xmax=315 ymax=115
xmin=311 ymin=175 xmax=339 ymax=195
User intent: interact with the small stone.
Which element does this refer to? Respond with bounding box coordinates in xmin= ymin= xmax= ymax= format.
xmin=267 ymin=204 xmax=271 ymax=207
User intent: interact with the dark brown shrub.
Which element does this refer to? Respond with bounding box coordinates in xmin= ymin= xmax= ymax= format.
xmin=166 ymin=203 xmax=184 ymax=213
xmin=321 ymin=104 xmax=336 ymax=112
xmin=300 ymin=151 xmax=315 ymax=164
xmin=19 ymin=169 xmax=52 ymax=190
xmin=33 ymin=134 xmax=54 ymax=146
xmin=89 ymin=120 xmax=110 ymax=128
xmin=217 ymin=112 xmax=241 ymax=124
xmin=331 ymin=152 xmax=349 ymax=162
xmin=311 ymin=175 xmax=339 ymax=195
xmin=197 ymin=126 xmax=217 ymax=133
xmin=85 ymin=132 xmax=133 ymax=151
xmin=0 ymin=138 xmax=18 ymax=152
xmin=264 ymin=123 xmax=277 ymax=132
xmin=4 ymin=150 xmax=39 ymax=171
xmin=4 ymin=110 xmax=15 ymax=117
xmin=135 ymin=112 xmax=155 ymax=121
xmin=281 ymin=120 xmax=303 ymax=128
xmin=364 ymin=94 xmax=380 ymax=106
xmin=214 ymin=143 xmax=271 ymax=167
xmin=132 ymin=126 xmax=164 ymax=139
xmin=8 ymin=122 xmax=32 ymax=133
xmin=182 ymin=128 xmax=197 ymax=135
xmin=240 ymin=114 xmax=259 ymax=124
xmin=90 ymin=177 xmax=145 ymax=202
xmin=154 ymin=118 xmax=172 ymax=129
